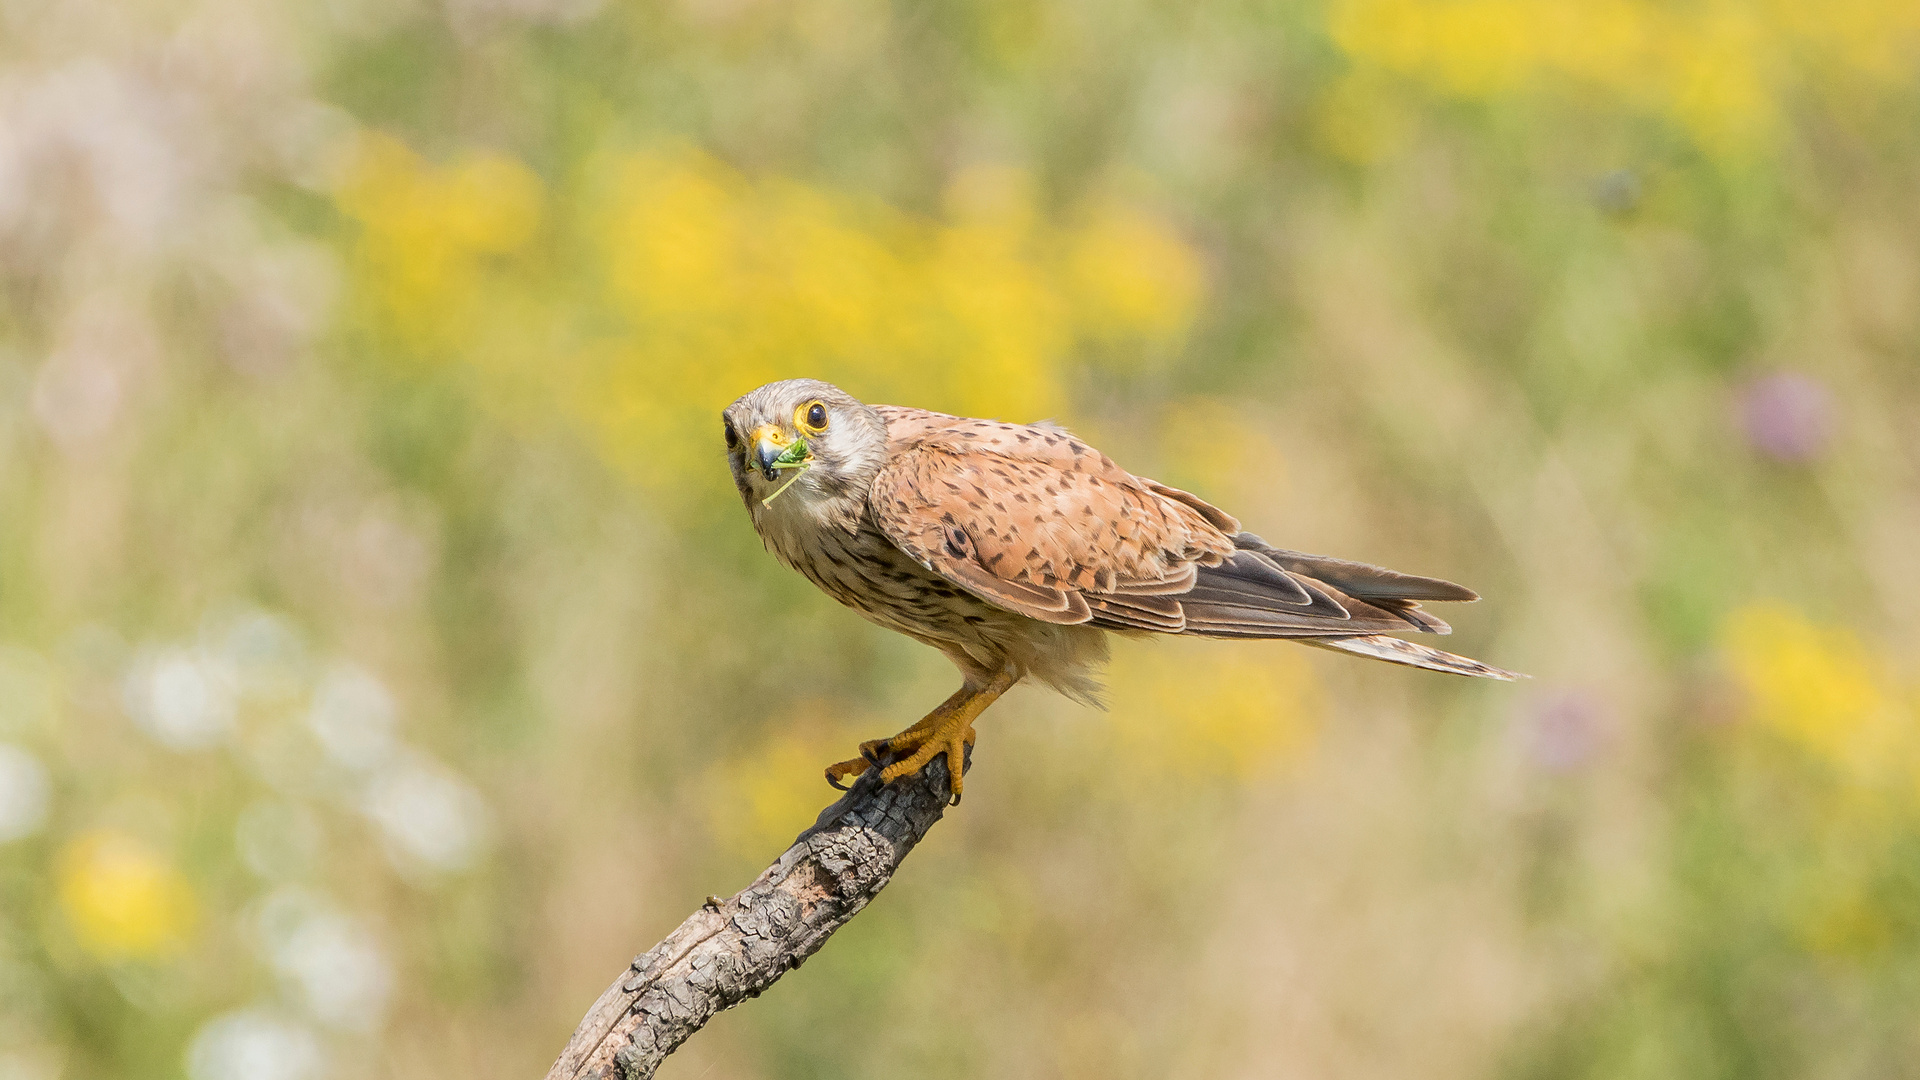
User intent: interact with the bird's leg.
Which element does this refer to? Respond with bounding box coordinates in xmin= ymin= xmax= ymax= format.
xmin=864 ymin=685 xmax=973 ymax=762
xmin=881 ymin=668 xmax=1016 ymax=803
xmin=822 ymin=684 xmax=972 ymax=790
xmin=823 ymin=668 xmax=1018 ymax=802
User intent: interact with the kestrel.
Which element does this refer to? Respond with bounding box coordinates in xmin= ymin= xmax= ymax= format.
xmin=723 ymin=379 xmax=1520 ymax=801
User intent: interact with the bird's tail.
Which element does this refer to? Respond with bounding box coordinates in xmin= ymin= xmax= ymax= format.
xmin=1304 ymin=634 xmax=1526 ymax=681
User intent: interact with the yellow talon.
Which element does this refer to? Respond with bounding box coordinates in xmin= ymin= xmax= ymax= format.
xmin=823 ymin=756 xmax=868 ymax=789
xmin=820 ymin=669 xmax=1013 ymax=801
xmin=877 ymin=713 xmax=978 ymax=800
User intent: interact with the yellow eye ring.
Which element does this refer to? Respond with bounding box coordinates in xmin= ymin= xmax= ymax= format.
xmin=796 ymin=400 xmax=829 ymax=435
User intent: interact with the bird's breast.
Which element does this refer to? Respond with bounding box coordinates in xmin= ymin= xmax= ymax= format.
xmin=757 ymin=514 xmax=1013 ymax=643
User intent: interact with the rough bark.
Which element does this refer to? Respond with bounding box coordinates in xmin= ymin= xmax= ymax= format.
xmin=543 ymin=752 xmax=963 ymax=1080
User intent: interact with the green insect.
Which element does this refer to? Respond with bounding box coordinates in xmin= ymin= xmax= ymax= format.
xmin=760 ymin=437 xmax=813 ymax=506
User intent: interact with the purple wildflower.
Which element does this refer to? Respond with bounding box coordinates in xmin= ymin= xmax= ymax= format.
xmin=1740 ymin=372 xmax=1833 ymax=463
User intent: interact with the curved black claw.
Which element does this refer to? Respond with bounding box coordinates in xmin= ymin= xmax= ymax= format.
xmin=825 ymin=771 xmax=851 ymax=791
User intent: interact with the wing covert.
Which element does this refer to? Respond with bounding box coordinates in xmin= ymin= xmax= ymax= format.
xmin=864 ymin=410 xmax=1476 ymax=641
xmin=866 ymin=417 xmax=1235 ymax=625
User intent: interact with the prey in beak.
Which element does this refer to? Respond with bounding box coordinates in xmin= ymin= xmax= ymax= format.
xmin=748 ymin=425 xmax=811 ymax=479
xmin=747 ymin=424 xmax=813 ymax=504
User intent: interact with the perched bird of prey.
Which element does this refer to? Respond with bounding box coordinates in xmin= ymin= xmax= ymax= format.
xmin=723 ymin=379 xmax=1520 ymax=801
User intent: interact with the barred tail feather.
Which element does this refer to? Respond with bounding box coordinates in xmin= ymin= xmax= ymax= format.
xmin=1306 ymin=634 xmax=1526 ymax=681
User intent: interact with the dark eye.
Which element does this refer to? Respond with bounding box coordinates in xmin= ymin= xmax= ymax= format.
xmin=795 ymin=399 xmax=830 ymax=434
xmin=723 ymin=419 xmax=740 ymax=449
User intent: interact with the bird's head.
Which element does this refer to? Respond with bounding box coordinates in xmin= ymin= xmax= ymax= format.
xmin=722 ymin=379 xmax=889 ymax=514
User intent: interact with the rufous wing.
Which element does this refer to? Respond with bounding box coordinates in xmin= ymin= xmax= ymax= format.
xmin=866 ymin=413 xmax=1235 ymax=624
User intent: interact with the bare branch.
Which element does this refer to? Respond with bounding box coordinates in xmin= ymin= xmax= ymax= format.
xmin=543 ymin=753 xmax=963 ymax=1080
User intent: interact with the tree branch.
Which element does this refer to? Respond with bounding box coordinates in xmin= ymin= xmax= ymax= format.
xmin=543 ymin=752 xmax=963 ymax=1080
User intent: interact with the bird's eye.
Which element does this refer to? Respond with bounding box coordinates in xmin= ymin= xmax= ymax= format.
xmin=723 ymin=419 xmax=740 ymax=449
xmin=798 ymin=400 xmax=829 ymax=433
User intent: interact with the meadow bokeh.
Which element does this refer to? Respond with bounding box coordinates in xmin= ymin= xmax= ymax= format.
xmin=3 ymin=1 xmax=1920 ymax=1077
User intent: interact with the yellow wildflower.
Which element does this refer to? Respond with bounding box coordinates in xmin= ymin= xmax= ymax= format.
xmin=705 ymin=720 xmax=860 ymax=858
xmin=57 ymin=829 xmax=196 ymax=960
xmin=336 ymin=133 xmax=544 ymax=352
xmin=1063 ymin=197 xmax=1204 ymax=353
xmin=1720 ymin=601 xmax=1901 ymax=783
xmin=1155 ymin=397 xmax=1280 ymax=509
xmin=1325 ymin=0 xmax=1920 ymax=158
xmin=331 ymin=136 xmax=1206 ymax=497
xmin=1104 ymin=640 xmax=1320 ymax=782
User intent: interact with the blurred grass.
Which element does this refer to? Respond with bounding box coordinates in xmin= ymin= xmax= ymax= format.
xmin=1 ymin=1 xmax=1919 ymax=1078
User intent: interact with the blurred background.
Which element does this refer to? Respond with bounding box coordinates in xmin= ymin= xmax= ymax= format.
xmin=2 ymin=0 xmax=1919 ymax=1077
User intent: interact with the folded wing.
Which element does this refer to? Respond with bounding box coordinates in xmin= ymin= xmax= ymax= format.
xmin=867 ymin=408 xmax=1510 ymax=678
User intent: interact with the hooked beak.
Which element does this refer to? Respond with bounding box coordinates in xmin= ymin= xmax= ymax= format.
xmin=749 ymin=425 xmax=791 ymax=481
